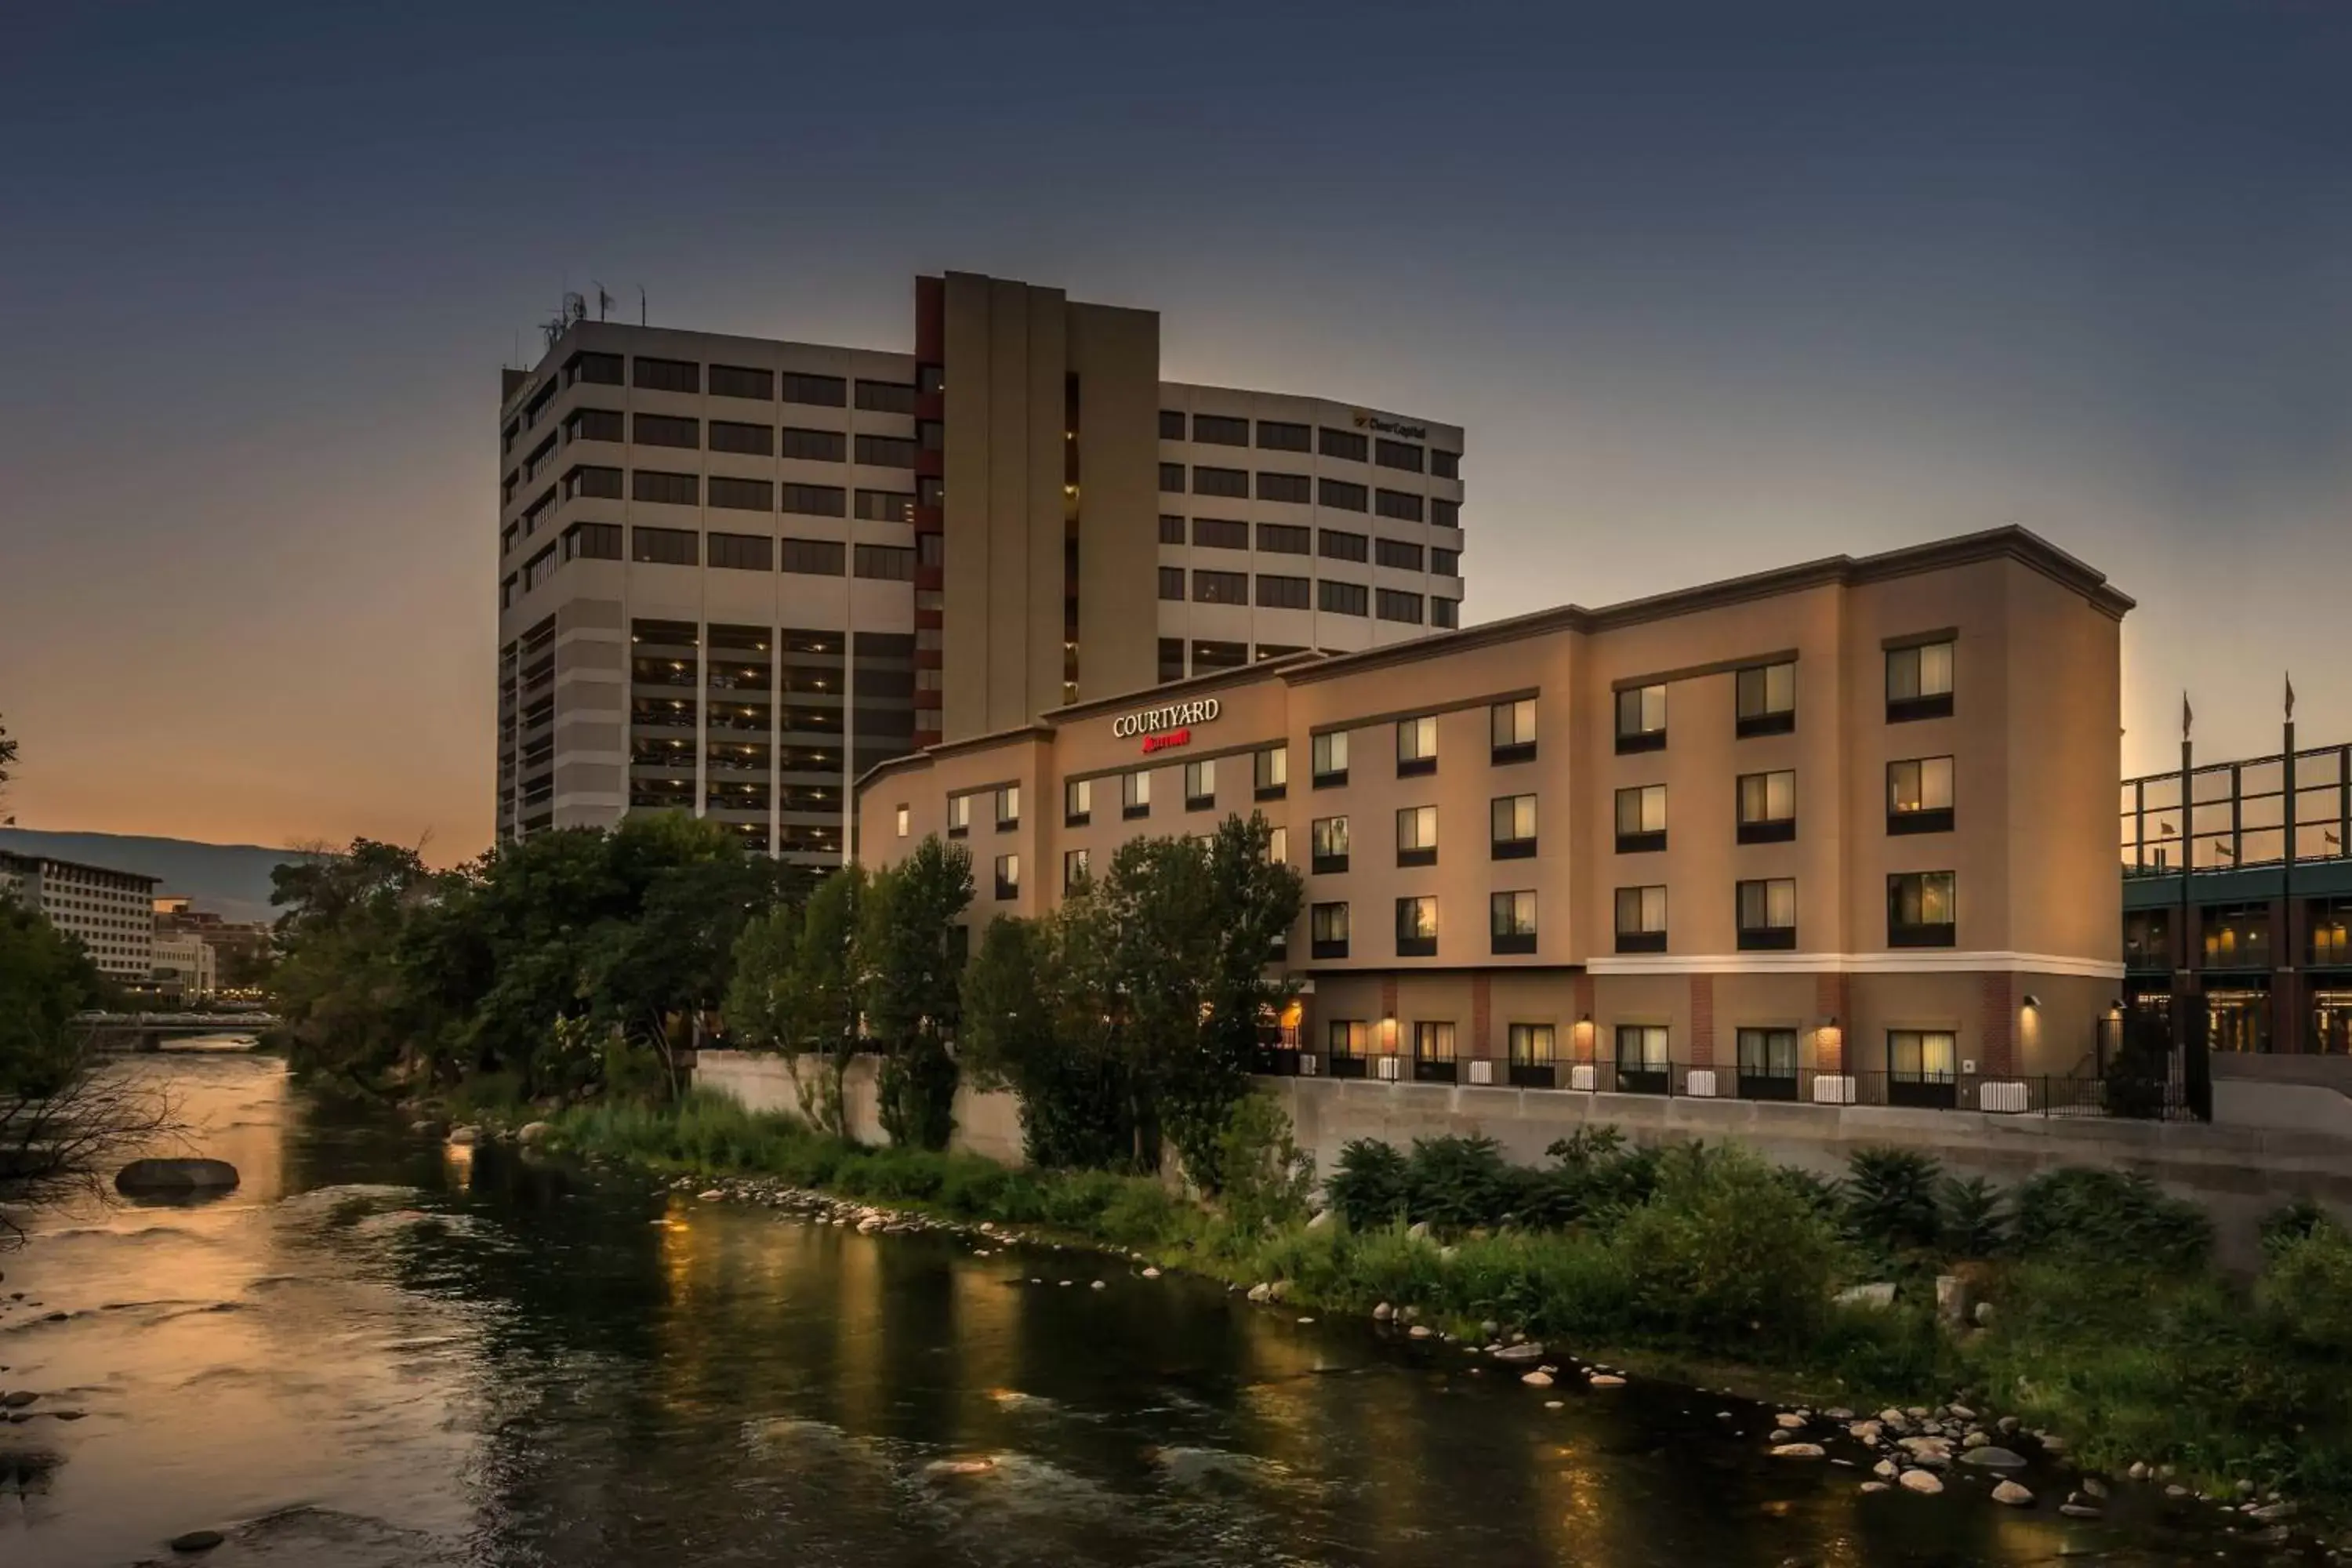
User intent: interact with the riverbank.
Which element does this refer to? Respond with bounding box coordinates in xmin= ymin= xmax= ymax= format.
xmin=521 ymin=1089 xmax=2352 ymax=1552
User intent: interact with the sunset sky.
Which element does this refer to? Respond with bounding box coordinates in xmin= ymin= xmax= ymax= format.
xmin=2 ymin=2 xmax=2345 ymax=862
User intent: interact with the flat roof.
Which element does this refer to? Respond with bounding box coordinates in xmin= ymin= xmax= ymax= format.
xmin=0 ymin=848 xmax=162 ymax=886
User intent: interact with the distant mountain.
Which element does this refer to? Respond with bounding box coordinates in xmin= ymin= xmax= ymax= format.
xmin=0 ymin=829 xmax=318 ymax=924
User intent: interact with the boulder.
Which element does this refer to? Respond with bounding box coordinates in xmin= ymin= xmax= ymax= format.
xmin=1959 ymin=1446 xmax=2027 ymax=1471
xmin=1775 ymin=1413 xmax=1807 ymax=1431
xmin=1490 ymin=1341 xmax=1546 ymax=1363
xmin=168 ymin=1530 xmax=226 ymax=1553
xmin=1247 ymin=1283 xmax=1273 ymax=1303
xmin=1899 ymin=1469 xmax=1944 ymax=1495
xmin=1836 ymin=1282 xmax=1897 ymax=1309
xmin=1306 ymin=1208 xmax=1333 ymax=1230
xmin=1588 ymin=1373 xmax=1626 ymax=1388
xmin=446 ymin=1127 xmax=479 ymax=1147
xmin=1991 ymin=1480 xmax=2034 ymax=1507
xmin=1141 ymin=1267 xmax=1162 ymax=1279
xmin=1849 ymin=1420 xmax=1885 ymax=1444
xmin=1771 ymin=1443 xmax=1827 ymax=1460
xmin=517 ymin=1121 xmax=554 ymax=1147
xmin=1520 ymin=1371 xmax=1554 ymax=1388
xmin=115 ymin=1159 xmax=239 ymax=1195
xmin=1372 ymin=1301 xmax=1394 ymax=1322
xmin=1406 ymin=1221 xmax=1432 ymax=1242
xmin=1873 ymin=1459 xmax=1899 ymax=1479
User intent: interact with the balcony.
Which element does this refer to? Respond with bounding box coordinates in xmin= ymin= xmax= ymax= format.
xmin=1508 ymin=1062 xmax=1557 ymax=1089
xmin=1412 ymin=1058 xmax=1457 ymax=1084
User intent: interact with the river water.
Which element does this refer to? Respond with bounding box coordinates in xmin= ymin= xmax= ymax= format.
xmin=0 ymin=1054 xmax=2274 ymax=1566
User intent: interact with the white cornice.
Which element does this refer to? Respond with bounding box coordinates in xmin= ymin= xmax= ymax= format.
xmin=1587 ymin=950 xmax=2125 ymax=980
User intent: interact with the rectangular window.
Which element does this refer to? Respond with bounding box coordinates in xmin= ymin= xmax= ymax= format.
xmin=1737 ymin=878 xmax=1798 ymax=949
xmin=1375 ymin=536 xmax=1425 ymax=570
xmin=1319 ymin=426 xmax=1369 ymax=463
xmin=1258 ymin=419 xmax=1311 ymax=451
xmin=1311 ymin=902 xmax=1351 ymax=959
xmin=1301 ymin=735 xmax=1349 ymax=797
xmin=1737 ymin=770 xmax=1797 ymax=842
xmin=780 ymin=538 xmax=845 ymax=575
xmin=1614 ymin=885 xmax=1668 ymax=952
xmin=1491 ymin=793 xmax=1537 ymax=858
xmin=710 ymin=364 xmax=773 ymax=401
xmin=565 ymin=350 xmax=624 ymax=387
xmin=855 ymin=434 xmax=916 ymax=469
xmin=1192 ymin=639 xmax=1248 ymax=673
xmin=1887 ymin=639 xmax=1956 ymax=721
xmin=1431 ymin=547 xmax=1461 ymax=577
xmin=1318 ymin=528 xmax=1369 ymax=564
xmin=523 ymin=544 xmax=558 ymax=593
xmin=1888 ymin=871 xmax=1957 ymax=947
xmin=564 ymin=405 xmax=626 ymax=444
xmin=1615 ymin=683 xmax=1667 ymax=753
xmin=1375 ymin=437 xmax=1425 ymax=473
xmin=1491 ymin=890 xmax=1537 ymax=953
xmin=1736 ymin=660 xmax=1797 ymax=735
xmin=1063 ymin=848 xmax=1091 ymax=891
xmin=1255 ymin=744 xmax=1287 ymax=798
xmin=916 ymin=532 xmax=943 ymax=568
xmin=1192 ymin=516 xmax=1249 ymax=550
xmin=1508 ymin=1023 xmax=1555 ymax=1067
xmin=1375 ymin=490 xmax=1425 ymax=524
xmin=1736 ymin=1029 xmax=1798 ymax=1095
xmin=1123 ymin=769 xmax=1152 ymax=818
xmin=1432 ymin=497 xmax=1461 ymax=530
xmin=1193 ymin=569 xmax=1249 ymax=605
xmin=1413 ymin=1021 xmax=1456 ymax=1064
xmin=1396 ymin=895 xmax=1438 ymax=956
xmin=1614 ymin=784 xmax=1667 ymax=852
xmin=1430 ymin=597 xmax=1459 ymax=629
xmin=710 ymin=420 xmax=774 ymax=456
xmin=1318 ymin=477 xmax=1369 ymax=512
xmin=1193 ymin=466 xmax=1249 ymax=499
xmin=1191 ymin=413 xmax=1249 ymax=445
xmin=634 ymin=412 xmax=699 ymax=449
xmin=631 ymin=526 xmax=699 ymax=566
xmin=1889 ymin=1029 xmax=1957 ymax=1085
xmin=1159 ymin=410 xmax=1188 ymax=441
xmin=633 ymin=470 xmax=699 ymax=506
xmin=781 ymin=426 xmax=847 ymax=463
xmin=1491 ymin=698 xmax=1536 ymax=762
xmin=1159 ymin=566 xmax=1186 ymax=601
xmin=781 ymin=483 xmax=847 ymax=517
xmin=708 ymin=476 xmax=774 ymax=512
xmin=707 ymin=532 xmax=772 ymax=571
xmin=1266 ymin=826 xmax=1288 ymax=866
xmin=1160 ymin=514 xmax=1187 ymax=545
xmin=996 ymin=785 xmax=1020 ymax=828
xmin=855 ymin=488 xmax=915 ymax=523
xmin=1310 ymin=815 xmax=1350 ymax=873
xmin=855 ymin=379 xmax=916 ymax=414
xmin=562 ymin=521 xmax=622 ymax=561
xmin=782 ymin=372 xmax=847 ymax=407
xmin=633 ymin=356 xmax=699 ymax=394
xmin=994 ymin=854 xmax=1020 ymax=900
xmin=1160 ymin=463 xmax=1187 ymax=492
xmin=1319 ymin=580 xmax=1369 ymax=616
xmin=946 ymin=794 xmax=971 ymax=835
xmin=1888 ymin=756 xmax=1955 ymax=834
xmin=895 ymin=804 xmax=911 ymax=839
xmin=1183 ymin=759 xmax=1217 ymax=810
xmin=1396 ymin=804 xmax=1438 ymax=866
xmin=1256 ymin=573 xmax=1310 ymax=609
xmin=1376 ymin=590 xmax=1425 ymax=624
xmin=918 ymin=476 xmax=944 ymax=508
xmin=1065 ymin=777 xmax=1092 ymax=825
xmin=855 ymin=544 xmax=915 ymax=580
xmin=1327 ymin=1018 xmax=1369 ymax=1056
xmin=1258 ymin=471 xmax=1311 ymax=504
xmin=1616 ymin=1025 xmax=1669 ymax=1088
xmin=1431 ymin=449 xmax=1460 ymax=480
xmin=1158 ymin=637 xmax=1185 ymax=682
xmin=1258 ymin=522 xmax=1311 ymax=554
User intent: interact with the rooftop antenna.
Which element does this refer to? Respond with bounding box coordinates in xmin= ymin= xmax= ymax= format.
xmin=594 ymin=281 xmax=614 ymax=322
xmin=639 ymin=284 xmax=648 ymax=326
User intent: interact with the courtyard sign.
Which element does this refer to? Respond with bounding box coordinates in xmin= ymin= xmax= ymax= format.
xmin=1111 ymin=696 xmax=1221 ymax=747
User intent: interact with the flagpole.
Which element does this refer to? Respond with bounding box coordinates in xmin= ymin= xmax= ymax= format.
xmin=2282 ymin=673 xmax=2297 ymax=1054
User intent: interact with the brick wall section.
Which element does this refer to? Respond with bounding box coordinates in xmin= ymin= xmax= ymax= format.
xmin=1472 ymin=972 xmax=1492 ymax=1058
xmin=1689 ymin=973 xmax=1715 ymax=1066
xmin=1814 ymin=972 xmax=1848 ymax=1071
xmin=1981 ymin=971 xmax=2014 ymax=1076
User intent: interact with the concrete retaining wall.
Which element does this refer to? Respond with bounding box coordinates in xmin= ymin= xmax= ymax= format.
xmin=693 ymin=1050 xmax=1025 ymax=1167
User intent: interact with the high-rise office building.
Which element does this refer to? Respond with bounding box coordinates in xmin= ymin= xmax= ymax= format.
xmin=493 ymin=271 xmax=1466 ymax=879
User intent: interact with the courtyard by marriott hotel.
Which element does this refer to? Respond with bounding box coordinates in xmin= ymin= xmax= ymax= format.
xmin=857 ymin=528 xmax=2132 ymax=1105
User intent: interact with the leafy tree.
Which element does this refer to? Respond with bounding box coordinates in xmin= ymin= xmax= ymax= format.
xmin=0 ymin=892 xmax=104 ymax=1095
xmin=961 ymin=912 xmax=1131 ymax=1167
xmin=269 ymin=839 xmax=437 ymax=1090
xmin=1169 ymin=815 xmax=1305 ymax=1188
xmin=861 ymin=837 xmax=972 ymax=1150
xmin=782 ymin=865 xmax=866 ymax=1134
xmin=0 ymin=710 xmax=16 ymax=821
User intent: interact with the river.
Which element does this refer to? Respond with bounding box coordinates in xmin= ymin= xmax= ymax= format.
xmin=0 ymin=1054 xmax=2275 ymax=1566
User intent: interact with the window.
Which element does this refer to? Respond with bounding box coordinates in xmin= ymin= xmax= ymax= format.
xmin=781 ymin=538 xmax=845 ymax=575
xmin=1159 ymin=566 xmax=1186 ymax=601
xmin=1430 ymin=597 xmax=1459 ymax=630
xmin=1258 ymin=419 xmax=1311 ymax=451
xmin=1737 ymin=1029 xmax=1798 ymax=1097
xmin=1160 ymin=463 xmax=1187 ymax=492
xmin=895 ymin=804 xmax=910 ymax=839
xmin=1888 ymin=871 xmax=1956 ymax=946
xmin=708 ymin=476 xmax=774 ymax=511
xmin=855 ymin=544 xmax=915 ymax=580
xmin=1258 ymin=522 xmax=1310 ymax=554
xmin=564 ymin=406 xmax=625 ymax=445
xmin=1258 ymin=471 xmax=1311 ymax=504
xmin=1374 ymin=437 xmax=1425 ymax=473
xmin=1413 ymin=1021 xmax=1456 ymax=1064
xmin=1614 ymin=885 xmax=1668 ymax=952
xmin=710 ymin=364 xmax=773 ymax=401
xmin=1327 ymin=1018 xmax=1369 ymax=1057
xmin=855 ymin=379 xmax=916 ymax=414
xmin=634 ymin=412 xmax=699 ymax=449
xmin=1492 ymin=793 xmax=1537 ymax=858
xmin=1160 ymin=410 xmax=1188 ymax=441
xmin=1491 ymin=698 xmax=1536 ymax=762
xmin=1158 ymin=637 xmax=1186 ymax=682
xmin=1737 ymin=878 xmax=1798 ymax=949
xmin=855 ymin=434 xmax=916 ymax=469
xmin=710 ymin=420 xmax=774 ymax=456
xmin=1312 ymin=902 xmax=1351 ymax=959
xmin=1184 ymin=759 xmax=1216 ymax=810
xmin=1123 ymin=769 xmax=1152 ymax=818
xmin=1887 ymin=639 xmax=1955 ymax=721
xmin=994 ymin=854 xmax=1020 ymax=900
xmin=562 ymin=521 xmax=622 ymax=561
xmin=946 ymin=794 xmax=971 ymax=836
xmin=1318 ymin=477 xmax=1369 ymax=512
xmin=707 ymin=532 xmax=772 ymax=571
xmin=1491 ymin=890 xmax=1537 ymax=954
xmin=1319 ymin=580 xmax=1369 ymax=616
xmin=1396 ymin=805 xmax=1438 ymax=866
xmin=631 ymin=526 xmax=698 ymax=565
xmin=1255 ymin=744 xmax=1287 ymax=799
xmin=1159 ymin=514 xmax=1187 ymax=545
xmin=990 ymin=785 xmax=1018 ymax=828
xmin=522 ymin=543 xmax=558 ymax=592
xmin=1737 ymin=770 xmax=1797 ymax=842
xmin=1508 ymin=1023 xmax=1555 ymax=1065
xmin=1615 ymin=784 xmax=1667 ymax=852
xmin=1174 ymin=412 xmax=1243 ymax=446
xmin=1193 ymin=638 xmax=1248 ymax=672
xmin=1375 ymin=537 xmax=1425 ymax=571
xmin=782 ymin=372 xmax=847 ymax=407
xmin=1065 ymin=777 xmax=1093 ymax=825
xmin=1888 ymin=756 xmax=1955 ymax=834
xmin=1267 ymin=826 xmax=1288 ymax=865
xmin=779 ymin=426 xmax=846 ymax=463
xmin=1396 ymin=714 xmax=1437 ymax=775
xmin=1396 ymin=895 xmax=1438 ymax=956
xmin=565 ymin=350 xmax=624 ymax=387
xmin=916 ymin=532 xmax=943 ymax=568
xmin=781 ymin=483 xmax=846 ymax=517
xmin=1319 ymin=426 xmax=1369 ymax=463
xmin=1432 ymin=449 xmax=1460 ymax=481
xmin=1312 ymin=730 xmax=1348 ymax=786
xmin=1889 ymin=1029 xmax=1957 ymax=1084
xmin=1736 ymin=661 xmax=1797 ymax=736
xmin=1616 ymin=1025 xmax=1668 ymax=1088
xmin=633 ymin=356 xmax=699 ymax=394
xmin=1615 ymin=684 xmax=1668 ymax=752
xmin=1064 ymin=848 xmax=1091 ymax=891
xmin=1432 ymin=547 xmax=1461 ymax=577
xmin=2202 ymin=902 xmax=2272 ymax=970
xmin=1193 ymin=517 xmax=1249 ymax=550
xmin=1316 ymin=528 xmax=1370 ymax=564
xmin=1375 ymin=491 xmax=1425 ymax=524
xmin=633 ymin=470 xmax=698 ymax=506
xmin=1432 ymin=498 xmax=1461 ymax=530
xmin=1256 ymin=573 xmax=1310 ymax=609
xmin=1311 ymin=815 xmax=1350 ymax=873
xmin=1188 ymin=466 xmax=1244 ymax=499
xmin=1193 ymin=569 xmax=1249 ymax=604
xmin=917 ymin=476 xmax=944 ymax=509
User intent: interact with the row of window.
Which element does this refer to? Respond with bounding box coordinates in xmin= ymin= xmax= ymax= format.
xmin=581 ymin=352 xmax=916 ymax=412
xmin=1156 ymin=412 xmax=1459 ymax=477
xmin=552 ymin=410 xmax=923 ymax=467
xmin=1595 ymin=759 xmax=1956 ymax=853
xmin=1159 ymin=516 xmax=1461 ymax=573
xmin=1156 ymin=568 xmax=1461 ymax=626
xmin=1158 ymin=466 xmax=1461 ymax=524
xmin=1614 ymin=643 xmax=1954 ymax=754
xmin=550 ymin=465 xmax=916 ymax=519
xmin=587 ymin=528 xmax=917 ymax=577
xmin=1321 ymin=1019 xmax=1956 ymax=1082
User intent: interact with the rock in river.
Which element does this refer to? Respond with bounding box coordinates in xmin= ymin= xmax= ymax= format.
xmin=115 ymin=1159 xmax=239 ymax=1195
xmin=1958 ymin=1446 xmax=2027 ymax=1471
xmin=168 ymin=1529 xmax=226 ymax=1552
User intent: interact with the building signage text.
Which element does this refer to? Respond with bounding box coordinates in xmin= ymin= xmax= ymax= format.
xmin=1352 ymin=411 xmax=1429 ymax=441
xmin=1111 ymin=697 xmax=1220 ymax=746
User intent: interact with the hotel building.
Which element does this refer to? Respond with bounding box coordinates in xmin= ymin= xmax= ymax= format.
xmin=0 ymin=850 xmax=158 ymax=984
xmin=857 ymin=528 xmax=2132 ymax=1106
xmin=493 ymin=272 xmax=1465 ymax=880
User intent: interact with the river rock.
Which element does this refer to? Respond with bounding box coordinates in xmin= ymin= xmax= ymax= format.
xmin=1588 ymin=1373 xmax=1625 ymax=1388
xmin=1849 ymin=1420 xmax=1884 ymax=1444
xmin=168 ymin=1530 xmax=226 ymax=1552
xmin=1899 ymin=1469 xmax=1944 ymax=1495
xmin=2059 ymin=1503 xmax=2103 ymax=1519
xmin=1771 ymin=1443 xmax=1827 ymax=1460
xmin=1836 ymin=1282 xmax=1897 ymax=1309
xmin=1306 ymin=1208 xmax=1333 ymax=1229
xmin=1775 ymin=1413 xmax=1806 ymax=1430
xmin=1521 ymin=1371 xmax=1553 ymax=1388
xmin=2249 ymin=1501 xmax=2297 ymax=1522
xmin=1141 ymin=1266 xmax=1161 ymax=1279
xmin=1406 ymin=1221 xmax=1432 ymax=1242
xmin=447 ymin=1127 xmax=479 ymax=1147
xmin=1372 ymin=1301 xmax=1393 ymax=1322
xmin=0 ymin=1391 xmax=35 ymax=1408
xmin=1247 ymin=1283 xmax=1272 ymax=1303
xmin=517 ymin=1121 xmax=554 ymax=1147
xmin=1407 ymin=1324 xmax=1433 ymax=1339
xmin=1490 ymin=1341 xmax=1545 ymax=1363
xmin=1991 ymin=1480 xmax=2034 ymax=1507
xmin=1873 ymin=1460 xmax=1899 ymax=1479
xmin=1860 ymin=1481 xmax=1891 ymax=1494
xmin=1958 ymin=1446 xmax=2027 ymax=1471
xmin=115 ymin=1159 xmax=239 ymax=1194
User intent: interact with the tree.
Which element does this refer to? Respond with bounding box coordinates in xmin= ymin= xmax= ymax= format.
xmin=861 ymin=837 xmax=973 ymax=1150
xmin=774 ymin=864 xmax=866 ymax=1134
xmin=1173 ymin=815 xmax=1305 ymax=1188
xmin=0 ymin=710 xmax=16 ymax=822
xmin=961 ymin=910 xmax=1134 ymax=1168
xmin=269 ymin=839 xmax=437 ymax=1091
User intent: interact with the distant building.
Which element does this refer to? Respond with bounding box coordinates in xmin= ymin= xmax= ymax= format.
xmin=154 ymin=895 xmax=273 ymax=989
xmin=151 ymin=929 xmax=219 ymax=1000
xmin=1 ymin=851 xmax=158 ymax=982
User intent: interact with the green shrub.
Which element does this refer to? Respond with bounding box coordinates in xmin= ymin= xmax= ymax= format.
xmin=1519 ymin=1128 xmax=1663 ymax=1229
xmin=2259 ymin=1196 xmax=2334 ymax=1256
xmin=1610 ymin=1145 xmax=1846 ymax=1341
xmin=1402 ymin=1134 xmax=1518 ymax=1232
xmin=1937 ymin=1175 xmax=2009 ymax=1260
xmin=1212 ymin=1094 xmax=1316 ymax=1240
xmin=2010 ymin=1167 xmax=2212 ymax=1273
xmin=1844 ymin=1146 xmax=1944 ymax=1258
xmin=1326 ymin=1139 xmax=1410 ymax=1231
xmin=2258 ymin=1218 xmax=2352 ymax=1356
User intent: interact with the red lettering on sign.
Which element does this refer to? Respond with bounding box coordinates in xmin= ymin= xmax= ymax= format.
xmin=1141 ymin=728 xmax=1192 ymax=754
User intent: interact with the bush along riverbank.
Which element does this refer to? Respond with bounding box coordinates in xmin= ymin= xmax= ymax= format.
xmin=522 ymin=1089 xmax=2352 ymax=1552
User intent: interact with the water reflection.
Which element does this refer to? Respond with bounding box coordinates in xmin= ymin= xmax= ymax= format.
xmin=0 ymin=1057 xmax=2255 ymax=1566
